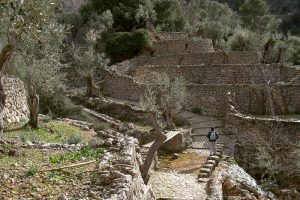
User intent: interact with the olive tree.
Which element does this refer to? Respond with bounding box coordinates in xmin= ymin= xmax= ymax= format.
xmin=139 ymin=73 xmax=186 ymax=183
xmin=72 ymin=10 xmax=112 ymax=97
xmin=73 ymin=45 xmax=109 ymax=97
xmin=0 ymin=0 xmax=66 ymax=128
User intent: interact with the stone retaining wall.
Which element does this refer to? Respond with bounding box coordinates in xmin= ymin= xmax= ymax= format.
xmin=103 ymin=70 xmax=300 ymax=116
xmin=130 ymin=64 xmax=299 ymax=84
xmin=2 ymin=77 xmax=29 ymax=127
xmin=103 ymin=71 xmax=143 ymax=102
xmin=153 ymin=39 xmax=214 ymax=56
xmin=186 ymin=84 xmax=300 ymax=116
xmin=112 ymin=51 xmax=262 ymax=77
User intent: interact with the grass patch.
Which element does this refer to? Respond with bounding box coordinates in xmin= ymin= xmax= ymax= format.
xmin=49 ymin=147 xmax=104 ymax=164
xmin=27 ymin=166 xmax=38 ymax=176
xmin=4 ymin=121 xmax=93 ymax=144
xmin=0 ymin=148 xmax=48 ymax=167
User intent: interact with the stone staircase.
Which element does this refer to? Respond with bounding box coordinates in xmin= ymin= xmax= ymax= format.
xmin=197 ymin=144 xmax=224 ymax=183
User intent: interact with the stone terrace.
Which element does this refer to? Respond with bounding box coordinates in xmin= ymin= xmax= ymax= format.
xmin=104 ymin=33 xmax=300 ymax=117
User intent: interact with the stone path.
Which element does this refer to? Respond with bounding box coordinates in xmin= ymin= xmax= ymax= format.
xmin=149 ymin=149 xmax=210 ymax=200
xmin=149 ymin=171 xmax=207 ymax=200
xmin=198 ymin=144 xmax=224 ymax=181
xmin=176 ymin=111 xmax=236 ymax=153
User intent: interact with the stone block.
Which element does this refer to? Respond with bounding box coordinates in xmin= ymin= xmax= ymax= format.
xmin=161 ymin=129 xmax=192 ymax=153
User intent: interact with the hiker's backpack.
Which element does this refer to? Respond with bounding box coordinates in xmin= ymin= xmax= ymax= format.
xmin=210 ymin=131 xmax=217 ymax=141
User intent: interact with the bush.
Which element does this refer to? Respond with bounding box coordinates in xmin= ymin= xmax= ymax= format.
xmin=27 ymin=166 xmax=38 ymax=176
xmin=104 ymin=29 xmax=153 ymax=63
xmin=39 ymin=90 xmax=85 ymax=119
xmin=192 ymin=107 xmax=202 ymax=115
xmin=66 ymin=134 xmax=83 ymax=145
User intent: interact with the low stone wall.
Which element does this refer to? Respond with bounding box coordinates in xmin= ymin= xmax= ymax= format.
xmin=96 ymin=130 xmax=155 ymax=200
xmin=130 ymin=64 xmax=299 ymax=84
xmin=153 ymin=39 xmax=214 ymax=56
xmin=2 ymin=77 xmax=29 ymax=127
xmin=228 ymin=114 xmax=300 ymax=192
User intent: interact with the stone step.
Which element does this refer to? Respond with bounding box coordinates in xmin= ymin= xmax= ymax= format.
xmin=206 ymin=160 xmax=216 ymax=165
xmin=199 ymin=168 xmax=211 ymax=174
xmin=203 ymin=164 xmax=215 ymax=170
xmin=198 ymin=178 xmax=209 ymax=183
xmin=209 ymin=155 xmax=220 ymax=163
xmin=215 ymin=152 xmax=222 ymax=157
xmin=198 ymin=172 xmax=210 ymax=178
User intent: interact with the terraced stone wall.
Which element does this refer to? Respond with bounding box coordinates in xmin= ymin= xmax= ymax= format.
xmin=2 ymin=77 xmax=29 ymax=127
xmin=153 ymin=39 xmax=214 ymax=56
xmin=186 ymin=84 xmax=300 ymax=116
xmin=130 ymin=64 xmax=299 ymax=84
xmin=103 ymin=70 xmax=300 ymax=116
xmin=103 ymin=71 xmax=143 ymax=102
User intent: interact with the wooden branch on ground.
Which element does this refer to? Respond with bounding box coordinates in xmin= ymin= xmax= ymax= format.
xmin=39 ymin=160 xmax=96 ymax=172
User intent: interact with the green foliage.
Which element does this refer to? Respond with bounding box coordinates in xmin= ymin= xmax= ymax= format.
xmin=80 ymin=0 xmax=143 ymax=31
xmin=49 ymin=147 xmax=104 ymax=164
xmin=39 ymin=90 xmax=84 ymax=119
xmin=1 ymin=0 xmax=66 ymax=92
xmin=105 ymin=29 xmax=153 ymax=62
xmin=227 ymin=28 xmax=266 ymax=51
xmin=140 ymin=73 xmax=186 ymax=116
xmin=5 ymin=121 xmax=92 ymax=144
xmin=183 ymin=0 xmax=240 ymax=46
xmin=154 ymin=0 xmax=186 ymax=31
xmin=192 ymin=107 xmax=202 ymax=115
xmin=73 ymin=45 xmax=109 ymax=80
xmin=66 ymin=134 xmax=83 ymax=145
xmin=239 ymin=0 xmax=278 ymax=33
xmin=27 ymin=166 xmax=38 ymax=176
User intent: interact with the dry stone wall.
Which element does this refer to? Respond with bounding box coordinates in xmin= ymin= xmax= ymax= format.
xmin=103 ymin=71 xmax=143 ymax=102
xmin=103 ymin=69 xmax=300 ymax=116
xmin=113 ymin=51 xmax=261 ymax=76
xmin=130 ymin=64 xmax=299 ymax=84
xmin=153 ymin=39 xmax=214 ymax=56
xmin=2 ymin=77 xmax=29 ymax=127
xmin=187 ymin=84 xmax=300 ymax=116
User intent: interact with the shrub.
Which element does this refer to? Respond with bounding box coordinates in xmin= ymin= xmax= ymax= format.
xmin=39 ymin=90 xmax=85 ymax=119
xmin=66 ymin=134 xmax=83 ymax=145
xmin=104 ymin=29 xmax=153 ymax=63
xmin=27 ymin=166 xmax=38 ymax=176
xmin=192 ymin=107 xmax=202 ymax=115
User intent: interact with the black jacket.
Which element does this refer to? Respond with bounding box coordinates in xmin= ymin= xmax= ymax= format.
xmin=207 ymin=131 xmax=219 ymax=141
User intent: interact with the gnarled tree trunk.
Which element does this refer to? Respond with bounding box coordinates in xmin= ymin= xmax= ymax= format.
xmin=261 ymin=39 xmax=275 ymax=64
xmin=276 ymin=47 xmax=286 ymax=63
xmin=86 ymin=74 xmax=98 ymax=97
xmin=164 ymin=106 xmax=175 ymax=130
xmin=29 ymin=80 xmax=39 ymax=129
xmin=141 ymin=112 xmax=167 ymax=184
xmin=0 ymin=45 xmax=14 ymax=71
xmin=0 ymin=76 xmax=6 ymax=134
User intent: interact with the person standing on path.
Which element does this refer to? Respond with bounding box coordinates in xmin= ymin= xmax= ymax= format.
xmin=207 ymin=127 xmax=219 ymax=155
